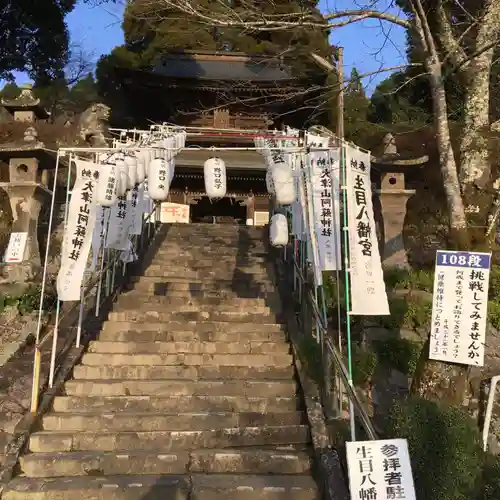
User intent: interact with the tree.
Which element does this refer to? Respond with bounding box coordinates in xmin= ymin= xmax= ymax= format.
xmin=125 ymin=0 xmax=500 ymax=405
xmin=96 ymin=0 xmax=334 ymax=124
xmin=0 ymin=0 xmax=77 ymax=82
xmin=343 ymin=68 xmax=372 ymax=143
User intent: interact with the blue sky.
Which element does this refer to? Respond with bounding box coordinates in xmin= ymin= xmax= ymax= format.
xmin=15 ymin=0 xmax=407 ymax=94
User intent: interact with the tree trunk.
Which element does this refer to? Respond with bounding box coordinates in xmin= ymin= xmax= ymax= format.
xmin=427 ymin=61 xmax=469 ymax=246
xmin=410 ymin=60 xmax=470 ymax=405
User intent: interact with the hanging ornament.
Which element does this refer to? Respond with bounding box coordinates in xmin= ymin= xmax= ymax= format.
xmin=272 ymin=163 xmax=295 ymax=205
xmin=96 ymin=163 xmax=118 ymax=207
xmin=269 ymin=213 xmax=289 ymax=247
xmin=147 ymin=158 xmax=171 ymax=201
xmin=204 ymin=157 xmax=227 ymax=199
xmin=125 ymin=155 xmax=138 ymax=189
xmin=169 ymin=158 xmax=176 ymax=184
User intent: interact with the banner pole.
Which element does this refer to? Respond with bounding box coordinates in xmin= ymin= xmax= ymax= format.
xmin=340 ymin=139 xmax=356 ymax=441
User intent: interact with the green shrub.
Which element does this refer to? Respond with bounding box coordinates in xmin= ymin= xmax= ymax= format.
xmin=0 ymin=285 xmax=57 ymax=316
xmin=373 ymin=337 xmax=423 ymax=377
xmin=488 ymin=265 xmax=500 ymax=302
xmin=488 ymin=300 xmax=500 ymax=330
xmin=482 ymin=453 xmax=500 ymax=500
xmin=385 ymin=397 xmax=483 ymax=500
xmin=383 ymin=268 xmax=434 ymax=293
xmin=351 ymin=342 xmax=378 ymax=386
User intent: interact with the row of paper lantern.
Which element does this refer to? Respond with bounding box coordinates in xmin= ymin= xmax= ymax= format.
xmin=95 ymin=133 xmax=186 ymax=207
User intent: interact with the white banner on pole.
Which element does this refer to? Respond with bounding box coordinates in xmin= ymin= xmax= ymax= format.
xmin=429 ymin=250 xmax=491 ymax=366
xmin=346 ymin=439 xmax=417 ymax=500
xmin=90 ymin=206 xmax=108 ymax=271
xmin=130 ymin=184 xmax=144 ymax=235
xmin=310 ymin=147 xmax=341 ymax=271
xmin=346 ymin=144 xmax=389 ymax=315
xmin=105 ymin=192 xmax=132 ymax=251
xmin=57 ymin=158 xmax=100 ymax=301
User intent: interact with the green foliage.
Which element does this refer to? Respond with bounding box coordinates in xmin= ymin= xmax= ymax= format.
xmin=351 ymin=343 xmax=377 ymax=386
xmin=384 ymin=268 xmax=434 ymax=293
xmin=297 ymin=335 xmax=322 ymax=385
xmin=487 ymin=301 xmax=500 ymax=330
xmin=373 ymin=337 xmax=422 ymax=377
xmin=0 ymin=0 xmax=76 ymax=82
xmin=488 ymin=265 xmax=500 ymax=301
xmin=385 ymin=397 xmax=484 ymax=500
xmin=482 ymin=454 xmax=500 ymax=500
xmin=0 ymin=286 xmax=57 ymax=316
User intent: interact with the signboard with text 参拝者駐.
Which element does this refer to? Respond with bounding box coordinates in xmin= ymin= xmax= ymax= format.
xmin=429 ymin=250 xmax=491 ymax=367
xmin=346 ymin=439 xmax=416 ymax=500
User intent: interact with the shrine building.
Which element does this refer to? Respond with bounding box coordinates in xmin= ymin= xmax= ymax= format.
xmin=111 ymin=50 xmax=326 ymax=224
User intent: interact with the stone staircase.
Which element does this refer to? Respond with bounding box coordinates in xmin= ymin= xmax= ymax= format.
xmin=4 ymin=224 xmax=320 ymax=499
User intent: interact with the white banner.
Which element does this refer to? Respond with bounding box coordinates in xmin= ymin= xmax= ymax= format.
xmin=90 ymin=206 xmax=108 ymax=270
xmin=429 ymin=250 xmax=491 ymax=366
xmin=105 ymin=192 xmax=132 ymax=251
xmin=310 ymin=147 xmax=341 ymax=271
xmin=346 ymin=439 xmax=416 ymax=500
xmin=130 ymin=184 xmax=144 ymax=235
xmin=57 ymin=158 xmax=100 ymax=301
xmin=346 ymin=144 xmax=389 ymax=315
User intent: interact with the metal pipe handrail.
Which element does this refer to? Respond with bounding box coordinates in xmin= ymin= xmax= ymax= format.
xmin=289 ymin=253 xmax=378 ymax=440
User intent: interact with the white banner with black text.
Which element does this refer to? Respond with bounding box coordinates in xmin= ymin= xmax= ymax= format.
xmin=346 ymin=144 xmax=389 ymax=315
xmin=57 ymin=158 xmax=100 ymax=301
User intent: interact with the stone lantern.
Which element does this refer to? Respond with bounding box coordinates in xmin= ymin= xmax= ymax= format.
xmin=0 ymin=86 xmax=57 ymax=280
xmin=373 ymin=133 xmax=428 ymax=268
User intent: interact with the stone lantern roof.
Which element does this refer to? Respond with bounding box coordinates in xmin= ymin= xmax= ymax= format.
xmin=371 ymin=133 xmax=428 ymax=171
xmin=1 ymin=85 xmax=50 ymax=120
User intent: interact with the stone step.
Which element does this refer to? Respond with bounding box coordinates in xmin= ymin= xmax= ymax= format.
xmin=42 ymin=411 xmax=303 ymax=432
xmin=118 ymin=292 xmax=280 ymax=307
xmin=107 ymin=310 xmax=284 ymax=324
xmin=20 ymin=448 xmax=312 ymax=477
xmin=88 ymin=341 xmax=290 ymax=355
xmin=151 ymin=256 xmax=270 ymax=266
xmin=64 ymin=379 xmax=297 ymax=397
xmin=30 ymin=425 xmax=311 ymax=453
xmin=112 ymin=300 xmax=277 ymax=315
xmin=155 ymin=249 xmax=269 ymax=260
xmin=53 ymin=394 xmax=300 ymax=413
xmin=72 ymin=365 xmax=294 ymax=381
xmin=141 ymin=267 xmax=271 ymax=279
xmin=3 ymin=474 xmax=319 ymax=500
xmin=129 ymin=279 xmax=276 ymax=295
xmin=99 ymin=322 xmax=286 ymax=341
xmin=80 ymin=352 xmax=292 ymax=367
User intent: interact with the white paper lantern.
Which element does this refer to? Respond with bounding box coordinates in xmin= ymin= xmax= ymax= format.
xmin=147 ymin=158 xmax=171 ymax=201
xmin=96 ymin=164 xmax=118 ymax=207
xmin=265 ymin=169 xmax=275 ymax=195
xmin=269 ymin=213 xmax=289 ymax=247
xmin=136 ymin=154 xmax=146 ymax=184
xmin=115 ymin=159 xmax=128 ymax=196
xmin=125 ymin=156 xmax=138 ymax=189
xmin=204 ymin=157 xmax=227 ymax=199
xmin=272 ymin=163 xmax=295 ymax=205
xmin=176 ymin=131 xmax=186 ymax=150
xmin=163 ymin=137 xmax=175 ymax=161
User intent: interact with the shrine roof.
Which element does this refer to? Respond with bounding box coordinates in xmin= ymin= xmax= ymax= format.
xmin=155 ymin=51 xmax=295 ymax=82
xmin=176 ymin=148 xmax=266 ymax=170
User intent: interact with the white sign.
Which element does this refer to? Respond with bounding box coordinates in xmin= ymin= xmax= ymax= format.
xmin=4 ymin=232 xmax=28 ymax=263
xmin=254 ymin=211 xmax=269 ymax=226
xmin=346 ymin=439 xmax=416 ymax=500
xmin=105 ymin=193 xmax=132 ymax=251
xmin=57 ymin=158 xmax=100 ymax=301
xmin=160 ymin=202 xmax=190 ymax=223
xmin=346 ymin=144 xmax=389 ymax=315
xmin=429 ymin=250 xmax=491 ymax=366
xmin=310 ymin=147 xmax=341 ymax=271
xmin=90 ymin=206 xmax=109 ymax=270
